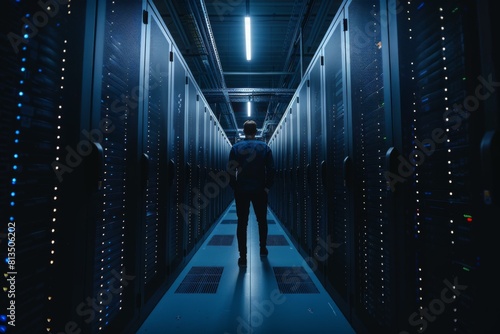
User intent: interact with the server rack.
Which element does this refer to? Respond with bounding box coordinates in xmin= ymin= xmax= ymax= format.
xmin=346 ymin=0 xmax=397 ymax=331
xmin=84 ymin=1 xmax=144 ymax=332
xmin=323 ymin=14 xmax=350 ymax=310
xmin=268 ymin=0 xmax=495 ymax=333
xmin=1 ymin=1 xmax=232 ymax=333
xmin=1 ymin=1 xmax=94 ymax=332
xmin=297 ymin=83 xmax=310 ymax=252
xmin=308 ymin=55 xmax=328 ymax=278
xmin=285 ymin=112 xmax=295 ymax=237
xmin=185 ymin=77 xmax=197 ymax=254
xmin=395 ymin=1 xmax=494 ymax=332
xmin=141 ymin=3 xmax=172 ymax=306
xmin=291 ymin=100 xmax=300 ymax=242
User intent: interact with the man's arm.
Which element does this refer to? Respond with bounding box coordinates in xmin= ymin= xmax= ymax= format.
xmin=264 ymin=146 xmax=275 ymax=192
xmin=228 ymin=147 xmax=237 ymax=190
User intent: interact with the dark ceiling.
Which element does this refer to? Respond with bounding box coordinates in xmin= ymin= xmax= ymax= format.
xmin=154 ymin=0 xmax=342 ymax=143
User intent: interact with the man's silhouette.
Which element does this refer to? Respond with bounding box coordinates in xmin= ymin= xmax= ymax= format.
xmin=229 ymin=120 xmax=275 ymax=267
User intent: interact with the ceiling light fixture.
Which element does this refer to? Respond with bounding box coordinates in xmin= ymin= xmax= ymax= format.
xmin=245 ymin=16 xmax=251 ymax=61
xmin=247 ymin=101 xmax=251 ymax=117
xmin=245 ymin=0 xmax=251 ymax=61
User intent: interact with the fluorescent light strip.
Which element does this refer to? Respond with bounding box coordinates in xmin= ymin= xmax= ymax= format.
xmin=247 ymin=101 xmax=251 ymax=117
xmin=245 ymin=16 xmax=251 ymax=61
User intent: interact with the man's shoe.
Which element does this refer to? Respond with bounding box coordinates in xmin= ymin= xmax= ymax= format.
xmin=260 ymin=247 xmax=268 ymax=257
xmin=238 ymin=257 xmax=247 ymax=267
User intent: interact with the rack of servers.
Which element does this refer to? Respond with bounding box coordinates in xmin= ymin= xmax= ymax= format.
xmin=1 ymin=1 xmax=233 ymax=333
xmin=268 ymin=0 xmax=497 ymax=333
xmin=1 ymin=0 xmax=498 ymax=333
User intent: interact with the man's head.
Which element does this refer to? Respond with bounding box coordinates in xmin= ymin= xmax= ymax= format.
xmin=243 ymin=120 xmax=257 ymax=137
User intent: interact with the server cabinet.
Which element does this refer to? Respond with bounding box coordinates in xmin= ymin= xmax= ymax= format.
xmin=273 ymin=127 xmax=279 ymax=220
xmin=2 ymin=0 xmax=231 ymax=333
xmin=200 ymin=106 xmax=210 ymax=234
xmin=206 ymin=116 xmax=213 ymax=230
xmin=269 ymin=0 xmax=494 ymax=333
xmin=477 ymin=2 xmax=499 ymax=330
xmin=140 ymin=3 xmax=171 ymax=307
xmin=291 ymin=100 xmax=301 ymax=241
xmin=297 ymin=84 xmax=311 ymax=252
xmin=185 ymin=78 xmax=198 ymax=254
xmin=84 ymin=1 xmax=145 ymax=332
xmin=323 ymin=15 xmax=351 ymax=309
xmin=282 ymin=117 xmax=289 ymax=227
xmin=167 ymin=49 xmax=186 ymax=269
xmin=268 ymin=137 xmax=276 ymax=218
xmin=136 ymin=3 xmax=232 ymax=330
xmin=395 ymin=1 xmax=492 ymax=332
xmin=281 ymin=123 xmax=287 ymax=223
xmin=216 ymin=125 xmax=222 ymax=217
xmin=213 ymin=126 xmax=219 ymax=216
xmin=269 ymin=130 xmax=279 ymax=225
xmin=1 ymin=0 xmax=146 ymax=333
xmin=308 ymin=55 xmax=328 ymax=277
xmin=345 ymin=0 xmax=397 ymax=331
xmin=285 ymin=111 xmax=295 ymax=234
xmin=193 ymin=101 xmax=204 ymax=242
xmin=1 ymin=1 xmax=91 ymax=333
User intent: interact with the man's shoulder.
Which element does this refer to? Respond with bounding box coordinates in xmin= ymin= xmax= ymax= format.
xmin=250 ymin=139 xmax=270 ymax=147
xmin=233 ymin=139 xmax=271 ymax=151
xmin=233 ymin=141 xmax=245 ymax=147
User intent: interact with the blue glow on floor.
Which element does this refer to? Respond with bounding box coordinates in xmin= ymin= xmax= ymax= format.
xmin=136 ymin=202 xmax=355 ymax=334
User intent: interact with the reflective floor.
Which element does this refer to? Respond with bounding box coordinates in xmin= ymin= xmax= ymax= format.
xmin=136 ymin=202 xmax=355 ymax=334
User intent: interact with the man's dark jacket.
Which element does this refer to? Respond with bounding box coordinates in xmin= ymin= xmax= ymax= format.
xmin=229 ymin=139 xmax=275 ymax=192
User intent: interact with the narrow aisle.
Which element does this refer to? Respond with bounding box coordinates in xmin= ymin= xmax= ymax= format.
xmin=136 ymin=202 xmax=355 ymax=334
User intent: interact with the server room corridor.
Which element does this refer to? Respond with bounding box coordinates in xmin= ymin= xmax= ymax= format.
xmin=1 ymin=0 xmax=498 ymax=334
xmin=136 ymin=202 xmax=355 ymax=334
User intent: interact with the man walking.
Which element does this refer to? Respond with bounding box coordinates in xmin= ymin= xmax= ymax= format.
xmin=229 ymin=120 xmax=275 ymax=267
